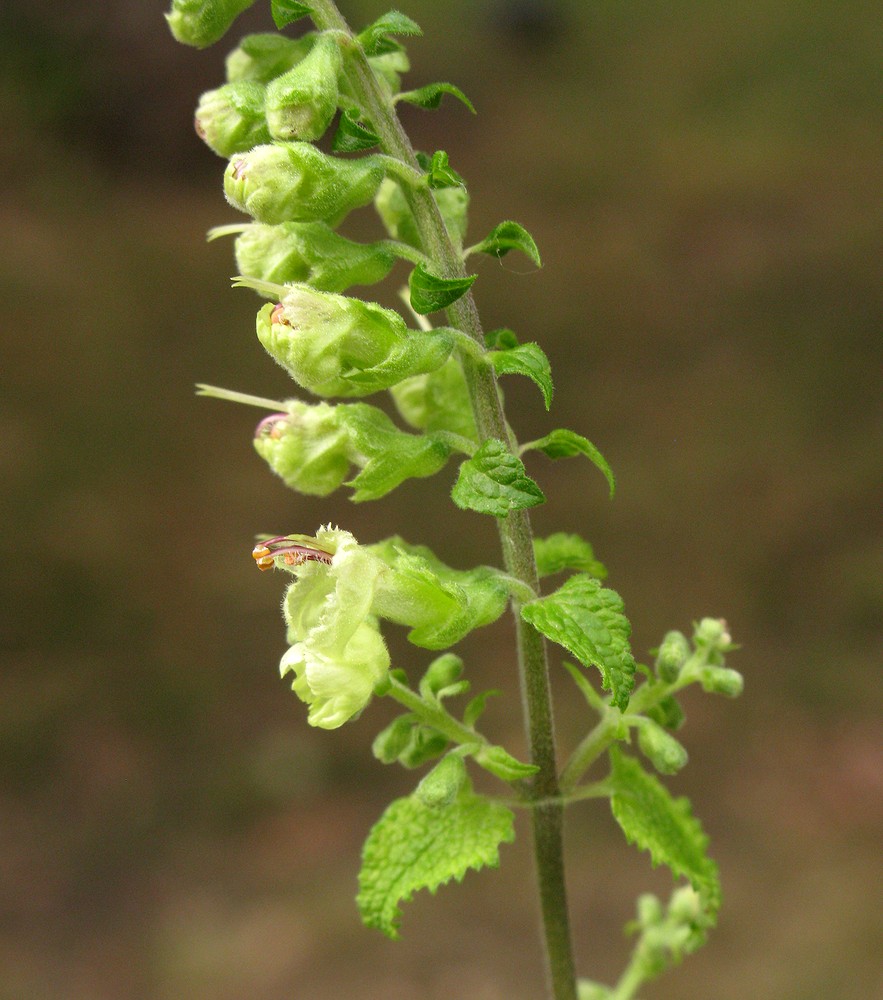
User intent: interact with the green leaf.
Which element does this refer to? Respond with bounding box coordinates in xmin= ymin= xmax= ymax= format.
xmin=462 ymin=689 xmax=498 ymax=727
xmin=487 ymin=342 xmax=553 ymax=409
xmin=417 ymin=150 xmax=466 ymax=189
xmin=332 ymin=107 xmax=380 ymax=151
xmin=608 ymin=748 xmax=721 ymax=918
xmin=521 ymin=574 xmax=636 ymax=709
xmin=533 ymin=532 xmax=607 ymax=579
xmin=358 ymin=785 xmax=514 ymax=937
xmin=409 ymin=264 xmax=476 ymax=314
xmin=474 ymin=744 xmax=539 ymax=782
xmin=397 ymin=82 xmax=476 ymax=113
xmin=452 ymin=439 xmax=546 ymax=517
xmin=468 ymin=221 xmax=541 ymax=267
xmin=271 ymin=0 xmax=313 ymax=30
xmin=357 ymin=10 xmax=423 ymax=56
xmin=342 ymin=404 xmax=451 ymax=501
xmin=484 ymin=327 xmax=519 ymax=350
xmin=522 ymin=428 xmax=615 ymax=498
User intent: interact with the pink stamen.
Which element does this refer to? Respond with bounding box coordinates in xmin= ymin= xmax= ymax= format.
xmin=255 ymin=413 xmax=290 ymax=439
xmin=252 ymin=535 xmax=335 ymax=572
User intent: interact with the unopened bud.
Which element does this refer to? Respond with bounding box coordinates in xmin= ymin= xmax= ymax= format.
xmin=165 ymin=0 xmax=257 ymax=49
xmin=419 ymin=654 xmax=465 ymax=698
xmin=415 ymin=754 xmax=467 ymax=808
xmin=265 ymin=34 xmax=342 ymax=142
xmin=194 ymin=80 xmax=269 ymax=157
xmin=225 ymin=32 xmax=314 ymax=83
xmin=693 ymin=617 xmax=732 ymax=656
xmin=636 ymin=718 xmax=688 ymax=774
xmin=253 ymin=282 xmax=453 ymax=397
xmin=697 ymin=665 xmax=744 ymax=698
xmin=655 ymin=629 xmax=690 ymax=682
xmin=224 ymin=142 xmax=387 ymax=225
xmin=232 ymin=222 xmax=396 ymax=293
xmin=372 ymin=714 xmax=416 ymax=763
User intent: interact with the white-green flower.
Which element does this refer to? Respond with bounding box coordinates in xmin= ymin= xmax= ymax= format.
xmin=274 ymin=527 xmax=390 ymax=729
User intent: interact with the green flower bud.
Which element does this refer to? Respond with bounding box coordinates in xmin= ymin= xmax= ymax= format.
xmin=668 ymin=885 xmax=702 ymax=924
xmin=254 ymin=284 xmax=453 ymax=397
xmin=697 ymin=665 xmax=744 ymax=698
xmin=398 ymin=725 xmax=448 ymax=769
xmin=265 ymin=34 xmax=342 ymax=142
xmin=414 ymin=754 xmax=467 ymax=808
xmin=418 ymin=653 xmax=465 ymax=699
xmin=225 ymin=33 xmax=315 ymax=84
xmin=232 ymin=222 xmax=396 ymax=292
xmin=636 ymin=893 xmax=664 ymax=927
xmin=372 ymin=714 xmax=417 ymax=763
xmin=194 ymin=81 xmax=270 ymax=158
xmin=275 ymin=526 xmax=390 ymax=729
xmin=375 ymin=178 xmax=469 ymax=249
xmin=165 ymin=0 xmax=257 ymax=49
xmin=390 ymin=358 xmax=478 ymax=440
xmin=252 ymin=402 xmax=350 ymax=495
xmin=693 ymin=617 xmax=732 ymax=659
xmin=224 ymin=142 xmax=387 ymax=226
xmin=654 ymin=629 xmax=691 ymax=683
xmin=635 ymin=718 xmax=688 ymax=774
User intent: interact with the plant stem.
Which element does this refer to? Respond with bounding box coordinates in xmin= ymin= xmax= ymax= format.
xmin=308 ymin=3 xmax=577 ymax=996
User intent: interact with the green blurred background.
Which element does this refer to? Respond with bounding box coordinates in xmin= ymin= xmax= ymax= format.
xmin=1 ymin=1 xmax=880 ymax=997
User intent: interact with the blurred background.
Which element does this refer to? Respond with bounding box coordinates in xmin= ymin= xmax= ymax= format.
xmin=1 ymin=1 xmax=880 ymax=997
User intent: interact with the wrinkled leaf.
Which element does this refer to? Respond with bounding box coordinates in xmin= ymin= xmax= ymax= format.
xmin=608 ymin=748 xmax=721 ymax=920
xmin=417 ymin=149 xmax=466 ymax=189
xmin=521 ymin=574 xmax=635 ymax=709
xmin=452 ymin=439 xmax=546 ymax=517
xmin=358 ymin=786 xmax=514 ymax=937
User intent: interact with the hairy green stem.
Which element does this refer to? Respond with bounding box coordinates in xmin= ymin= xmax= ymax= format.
xmin=308 ymin=3 xmax=577 ymax=996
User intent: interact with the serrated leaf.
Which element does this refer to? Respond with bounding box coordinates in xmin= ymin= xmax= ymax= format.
xmin=332 ymin=108 xmax=380 ymax=151
xmin=521 ymin=574 xmax=636 ymax=709
xmin=271 ymin=0 xmax=313 ymax=30
xmin=357 ymin=10 xmax=423 ymax=56
xmin=523 ymin=428 xmax=615 ymax=498
xmin=487 ymin=342 xmax=553 ymax=409
xmin=534 ymin=532 xmax=607 ymax=579
xmin=468 ymin=221 xmax=541 ymax=267
xmin=357 ymin=786 xmax=514 ymax=937
xmin=608 ymin=748 xmax=720 ymax=918
xmin=397 ymin=82 xmax=475 ymax=113
xmin=409 ymin=264 xmax=476 ymax=313
xmin=451 ymin=439 xmax=545 ymax=517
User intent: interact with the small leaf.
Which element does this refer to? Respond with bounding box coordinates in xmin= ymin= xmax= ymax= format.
xmin=417 ymin=150 xmax=466 ymax=189
xmin=484 ymin=327 xmax=519 ymax=350
xmin=409 ymin=264 xmax=476 ymax=314
xmin=487 ymin=342 xmax=553 ymax=409
xmin=357 ymin=10 xmax=423 ymax=56
xmin=397 ymin=82 xmax=476 ymax=113
xmin=462 ymin=689 xmax=498 ymax=727
xmin=271 ymin=0 xmax=313 ymax=30
xmin=452 ymin=439 xmax=546 ymax=517
xmin=521 ymin=574 xmax=636 ymax=709
xmin=468 ymin=221 xmax=541 ymax=267
xmin=608 ymin=748 xmax=721 ymax=919
xmin=474 ymin=744 xmax=539 ymax=782
xmin=523 ymin=428 xmax=615 ymax=498
xmin=534 ymin=532 xmax=607 ymax=579
xmin=332 ymin=108 xmax=380 ymax=151
xmin=358 ymin=785 xmax=514 ymax=937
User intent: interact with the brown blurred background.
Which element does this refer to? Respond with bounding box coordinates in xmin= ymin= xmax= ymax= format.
xmin=1 ymin=1 xmax=880 ymax=998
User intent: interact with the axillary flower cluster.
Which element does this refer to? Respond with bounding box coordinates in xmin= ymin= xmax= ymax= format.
xmin=168 ymin=2 xmax=742 ymax=995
